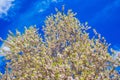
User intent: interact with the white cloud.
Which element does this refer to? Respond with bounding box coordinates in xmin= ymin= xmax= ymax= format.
xmin=52 ymin=0 xmax=63 ymax=3
xmin=90 ymin=0 xmax=120 ymax=23
xmin=37 ymin=0 xmax=49 ymax=13
xmin=112 ymin=45 xmax=120 ymax=60
xmin=0 ymin=0 xmax=14 ymax=17
xmin=0 ymin=44 xmax=11 ymax=56
xmin=35 ymin=0 xmax=63 ymax=13
xmin=113 ymin=51 xmax=120 ymax=62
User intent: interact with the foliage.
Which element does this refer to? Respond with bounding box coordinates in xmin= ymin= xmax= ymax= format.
xmin=0 ymin=8 xmax=120 ymax=80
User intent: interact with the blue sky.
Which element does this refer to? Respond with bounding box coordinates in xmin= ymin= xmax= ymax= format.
xmin=0 ymin=0 xmax=120 ymax=73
